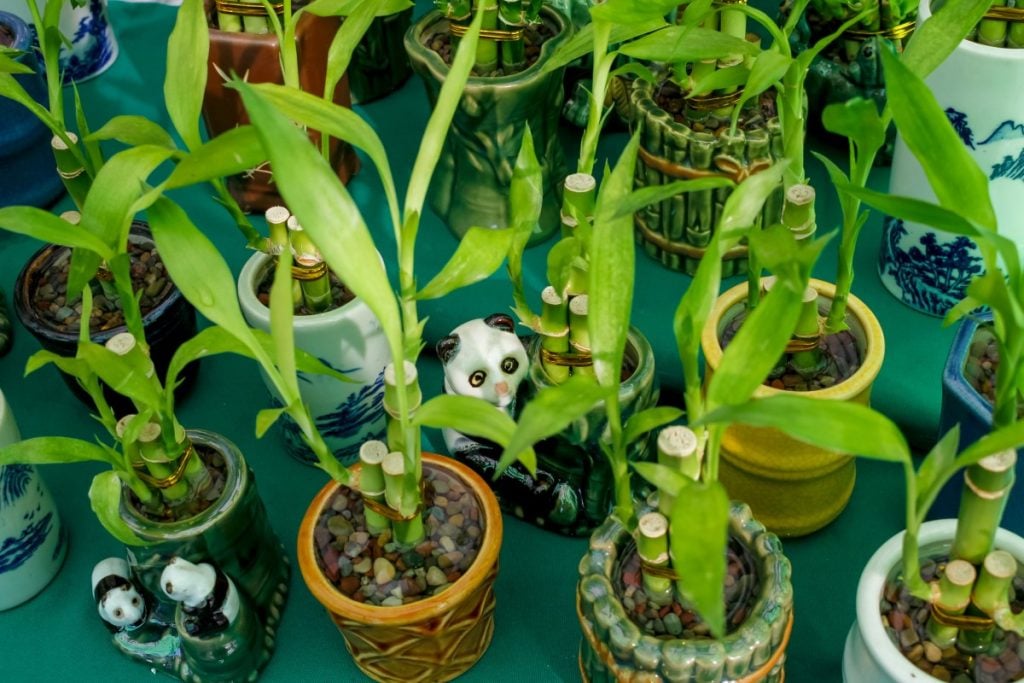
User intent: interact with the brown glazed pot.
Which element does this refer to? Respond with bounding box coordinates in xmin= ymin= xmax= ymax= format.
xmin=203 ymin=1 xmax=359 ymax=212
xmin=297 ymin=452 xmax=502 ymax=683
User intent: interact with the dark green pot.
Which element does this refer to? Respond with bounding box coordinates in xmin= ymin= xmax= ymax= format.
xmin=348 ymin=8 xmax=413 ymax=104
xmin=577 ymin=503 xmax=794 ymax=682
xmin=631 ymin=78 xmax=785 ymax=277
xmin=119 ymin=429 xmax=289 ymax=682
xmin=404 ymin=7 xmax=572 ymax=244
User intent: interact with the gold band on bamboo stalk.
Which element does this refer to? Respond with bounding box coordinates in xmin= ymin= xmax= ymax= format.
xmin=132 ymin=442 xmax=196 ymax=489
xmin=785 ymin=319 xmax=824 ymax=353
xmin=984 ymin=7 xmax=1024 ymax=22
xmin=687 ymin=89 xmax=744 ymax=112
xmin=637 ymin=146 xmax=773 ymax=184
xmin=359 ymin=480 xmax=428 ymax=522
xmin=715 ymin=0 xmax=749 ymax=4
xmin=290 ymin=260 xmax=328 ymax=281
xmin=214 ymin=0 xmax=284 ymax=16
xmin=540 ymin=347 xmax=593 ymax=367
xmin=448 ymin=23 xmax=524 ymax=41
xmin=57 ymin=167 xmax=85 ymax=180
xmin=964 ymin=470 xmax=1014 ymax=500
xmin=844 ymin=20 xmax=916 ymax=41
xmin=930 ymin=602 xmax=996 ymax=631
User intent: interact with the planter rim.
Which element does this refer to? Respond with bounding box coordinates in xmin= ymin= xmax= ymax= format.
xmin=530 ymin=325 xmax=654 ymax=393
xmin=297 ymin=451 xmax=502 ymax=624
xmin=0 ymin=11 xmax=31 ymax=52
xmin=404 ymin=6 xmax=572 ymax=88
xmin=237 ymin=251 xmax=375 ymax=328
xmin=943 ymin=311 xmax=996 ymax=422
xmin=854 ymin=519 xmax=1024 ymax=682
xmin=920 ymin=0 xmax=1024 ymax=61
xmin=702 ymin=278 xmax=885 ymax=400
xmin=13 ymin=223 xmax=186 ymax=344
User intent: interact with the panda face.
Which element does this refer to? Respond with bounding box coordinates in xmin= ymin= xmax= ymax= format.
xmin=98 ymin=585 xmax=145 ymax=630
xmin=160 ymin=558 xmax=215 ymax=608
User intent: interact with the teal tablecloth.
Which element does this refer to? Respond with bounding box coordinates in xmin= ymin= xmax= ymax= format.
xmin=0 ymin=1 xmax=989 ymax=681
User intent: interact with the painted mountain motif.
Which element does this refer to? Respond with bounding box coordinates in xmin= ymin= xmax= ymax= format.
xmin=980 ymin=120 xmax=1024 ymax=146
xmin=946 ymin=108 xmax=975 ymax=149
xmin=991 ymin=149 xmax=1024 ymax=182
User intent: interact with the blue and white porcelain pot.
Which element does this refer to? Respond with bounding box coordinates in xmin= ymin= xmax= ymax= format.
xmin=878 ymin=0 xmax=1024 ymax=317
xmin=0 ymin=0 xmax=117 ymax=84
xmin=237 ymin=253 xmax=390 ymax=466
xmin=0 ymin=386 xmax=66 ymax=611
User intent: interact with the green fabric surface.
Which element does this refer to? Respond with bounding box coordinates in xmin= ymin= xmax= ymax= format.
xmin=0 ymin=1 xmax=986 ymax=681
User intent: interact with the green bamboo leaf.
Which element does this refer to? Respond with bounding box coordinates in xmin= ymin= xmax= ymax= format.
xmin=86 ymin=115 xmax=177 ymax=150
xmin=611 ymin=178 xmax=735 ymax=221
xmin=735 ymin=51 xmax=792 ymax=114
xmin=509 ymin=126 xmax=543 ymax=256
xmin=166 ymin=126 xmax=268 ymax=189
xmin=914 ymin=425 xmax=960 ymax=513
xmin=416 ymin=227 xmax=514 ymax=300
xmin=413 ymin=394 xmax=535 ymax=469
xmin=700 ymin=395 xmax=912 ymax=464
xmin=0 ymin=73 xmax=61 ymax=137
xmin=956 ymin=422 xmax=1024 ymax=469
xmin=669 ymin=480 xmax=730 ymax=639
xmin=89 ymin=471 xmax=154 ymax=546
xmin=305 ymin=0 xmax=410 ymax=16
xmin=610 ymin=61 xmax=657 ymax=84
xmin=881 ymin=48 xmax=995 ymax=231
xmin=231 ymin=80 xmax=404 ymax=363
xmin=77 ymin=342 xmax=164 ymax=411
xmin=623 ymin=407 xmax=684 ymax=447
xmin=687 ymin=63 xmax=750 ymax=99
xmin=165 ymin=0 xmax=208 ymax=150
xmin=541 ymin=18 xmax=665 ymax=74
xmin=0 ymin=437 xmax=118 ymax=466
xmin=591 ymin=0 xmax=680 ymax=24
xmin=619 ymin=26 xmax=758 ymax=63
xmin=72 ymin=84 xmax=102 ymax=175
xmin=902 ymin=0 xmax=991 ymax=80
xmin=270 ymin=246 xmax=299 ymax=398
xmin=404 ymin=10 xmax=484 ymax=223
xmin=147 ymin=198 xmax=266 ymax=360
xmin=590 ymin=133 xmax=641 ymax=389
xmin=631 ymin=460 xmax=692 ymax=496
xmin=256 ymin=407 xmax=288 ymax=438
xmin=0 ymin=207 xmax=113 ymax=258
xmin=321 ymin=0 xmax=380 ymax=104
xmin=245 ymin=83 xmax=399 ymax=229
xmin=497 ymin=375 xmax=609 ymax=476
xmin=0 ymin=51 xmax=34 ymax=74
xmin=680 ymin=0 xmax=714 ymax=25
xmin=546 ymin=237 xmax=584 ymax=295
xmin=821 ymin=98 xmax=885 ymax=158
xmin=717 ymin=163 xmax=786 ymax=247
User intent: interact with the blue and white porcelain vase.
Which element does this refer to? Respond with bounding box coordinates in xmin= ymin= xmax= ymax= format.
xmin=0 ymin=0 xmax=118 ymax=84
xmin=878 ymin=0 xmax=1024 ymax=317
xmin=0 ymin=386 xmax=66 ymax=611
xmin=237 ymin=253 xmax=390 ymax=466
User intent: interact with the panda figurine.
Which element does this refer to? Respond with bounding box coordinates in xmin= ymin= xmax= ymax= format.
xmin=92 ymin=557 xmax=148 ymax=633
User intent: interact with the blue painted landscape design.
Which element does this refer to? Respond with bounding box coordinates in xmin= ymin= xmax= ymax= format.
xmin=0 ymin=466 xmax=53 ymax=575
xmin=945 ymin=108 xmax=1024 ymax=182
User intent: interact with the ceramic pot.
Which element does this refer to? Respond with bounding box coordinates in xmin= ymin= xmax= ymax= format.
xmin=878 ymin=0 xmax=1024 ymax=317
xmin=0 ymin=0 xmax=117 ymax=83
xmin=202 ymin=1 xmax=359 ymax=213
xmin=237 ymin=252 xmax=389 ymax=465
xmin=298 ymin=452 xmax=502 ymax=683
xmin=843 ymin=520 xmax=1024 ymax=682
xmin=0 ymin=11 xmax=63 ymax=209
xmin=12 ymin=222 xmax=198 ymax=413
xmin=348 ymin=7 xmax=413 ymax=104
xmin=0 ymin=386 xmax=66 ymax=611
xmin=118 ymin=429 xmax=289 ymax=680
xmin=455 ymin=328 xmax=656 ymax=537
xmin=630 ymin=77 xmax=785 ymax=276
xmin=578 ymin=502 xmax=793 ymax=682
xmin=702 ymin=279 xmax=885 ymax=537
xmin=405 ymin=7 xmax=571 ymax=244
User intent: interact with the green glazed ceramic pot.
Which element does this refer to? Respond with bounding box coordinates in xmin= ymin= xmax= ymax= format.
xmin=630 ymin=78 xmax=784 ymax=277
xmin=117 ymin=429 xmax=289 ymax=681
xmin=577 ymin=502 xmax=794 ymax=682
xmin=348 ymin=7 xmax=413 ymax=103
xmin=405 ymin=7 xmax=572 ymax=244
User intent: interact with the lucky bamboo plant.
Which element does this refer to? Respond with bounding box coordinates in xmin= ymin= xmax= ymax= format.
xmin=708 ymin=38 xmax=1024 ymax=658
xmin=968 ymin=0 xmax=1024 ymax=47
xmin=433 ymin=0 xmax=544 ymax=74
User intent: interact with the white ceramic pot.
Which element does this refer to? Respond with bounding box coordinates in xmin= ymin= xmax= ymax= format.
xmin=0 ymin=387 xmax=66 ymax=611
xmin=0 ymin=0 xmax=118 ymax=83
xmin=878 ymin=0 xmax=1024 ymax=317
xmin=237 ymin=253 xmax=390 ymax=466
xmin=843 ymin=519 xmax=1024 ymax=683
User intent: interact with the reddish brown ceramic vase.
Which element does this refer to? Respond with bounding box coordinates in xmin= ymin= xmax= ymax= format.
xmin=203 ymin=2 xmax=359 ymax=212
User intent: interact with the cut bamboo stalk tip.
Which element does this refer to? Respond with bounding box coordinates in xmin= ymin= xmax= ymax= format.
xmin=286 ymin=216 xmax=303 ymax=232
xmin=786 ymin=184 xmax=815 ymax=206
xmin=658 ymin=426 xmax=698 ymax=458
xmin=359 ymin=440 xmax=389 ymax=464
xmin=564 ymin=173 xmax=596 ymax=194
xmin=106 ymin=332 xmax=137 ymax=356
xmin=541 ymin=286 xmax=563 ymax=306
xmin=945 ymin=559 xmax=978 ymax=586
xmin=761 ymin=275 xmax=777 ymax=292
xmin=569 ymin=295 xmax=589 ymax=316
xmin=60 ymin=210 xmax=81 ymax=225
xmin=802 ymin=286 xmax=818 ymax=303
xmin=265 ymin=206 xmax=290 ymax=225
xmin=138 ymin=422 xmax=161 ymax=444
xmin=115 ymin=414 xmax=136 ymax=438
xmin=980 ymin=449 xmax=1017 ymax=473
xmin=638 ymin=511 xmax=668 ymax=539
xmin=51 ymin=132 xmax=78 ymax=150
xmin=384 ymin=360 xmax=418 ymax=388
xmin=984 ymin=550 xmax=1017 ymax=579
xmin=381 ymin=451 xmax=405 ymax=477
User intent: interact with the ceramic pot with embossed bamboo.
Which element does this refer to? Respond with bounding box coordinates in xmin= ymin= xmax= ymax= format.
xmin=701 ymin=279 xmax=885 ymax=537
xmin=202 ymin=0 xmax=359 ymax=212
xmin=404 ymin=7 xmax=572 ymax=244
xmin=630 ymin=77 xmax=784 ymax=276
xmin=297 ymin=452 xmax=502 ymax=683
xmin=348 ymin=6 xmax=413 ymax=103
xmin=577 ymin=502 xmax=793 ymax=682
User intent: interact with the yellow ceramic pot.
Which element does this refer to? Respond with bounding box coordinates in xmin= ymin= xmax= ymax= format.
xmin=701 ymin=279 xmax=885 ymax=537
xmin=297 ymin=452 xmax=502 ymax=683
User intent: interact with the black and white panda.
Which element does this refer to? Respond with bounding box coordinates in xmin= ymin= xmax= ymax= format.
xmin=92 ymin=557 xmax=148 ymax=633
xmin=160 ymin=557 xmax=239 ymax=637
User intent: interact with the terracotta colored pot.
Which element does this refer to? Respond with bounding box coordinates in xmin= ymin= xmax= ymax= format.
xmin=577 ymin=502 xmax=793 ymax=682
xmin=701 ymin=279 xmax=885 ymax=537
xmin=298 ymin=452 xmax=502 ymax=683
xmin=203 ymin=2 xmax=359 ymax=212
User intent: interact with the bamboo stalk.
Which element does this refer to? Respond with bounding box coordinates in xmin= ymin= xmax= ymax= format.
xmin=953 ymin=450 xmax=1016 ymax=564
xmin=973 ymin=550 xmax=1016 ymax=615
xmin=791 ymin=285 xmax=825 ymax=377
xmin=498 ymin=0 xmax=525 ymax=71
xmin=382 ymin=451 xmax=425 ymax=546
xmin=978 ymin=0 xmax=1008 ymax=47
xmin=568 ymin=295 xmax=594 ymax=379
xmin=359 ymin=440 xmax=391 ymax=535
xmin=561 ymin=173 xmax=596 ymax=235
xmin=475 ymin=0 xmax=500 ymax=72
xmin=926 ymin=558 xmax=975 ymax=648
xmin=637 ymin=512 xmax=674 ymax=606
xmin=656 ymin=426 xmax=699 ymax=516
xmin=781 ymin=184 xmax=816 ymax=238
xmin=540 ymin=287 xmax=570 ymax=383
xmin=265 ymin=206 xmax=290 ymax=255
xmin=52 ymin=133 xmax=90 ymax=209
xmin=137 ymin=422 xmax=191 ymax=504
